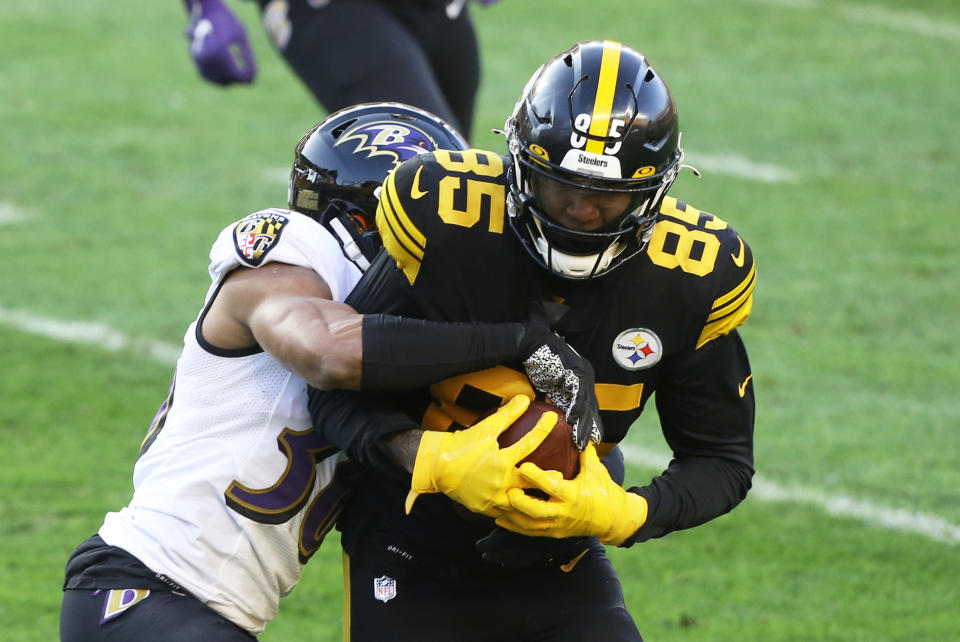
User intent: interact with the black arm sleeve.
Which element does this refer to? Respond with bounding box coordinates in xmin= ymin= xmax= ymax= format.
xmin=361 ymin=315 xmax=526 ymax=391
xmin=307 ymin=386 xmax=419 ymax=478
xmin=348 ymin=250 xmax=536 ymax=392
xmin=622 ymin=331 xmax=755 ymax=546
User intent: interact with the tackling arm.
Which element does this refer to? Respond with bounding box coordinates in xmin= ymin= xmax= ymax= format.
xmin=207 ymin=261 xmax=580 ymax=394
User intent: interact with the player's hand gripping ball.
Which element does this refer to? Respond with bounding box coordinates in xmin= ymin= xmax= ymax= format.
xmin=497 ymin=400 xmax=579 ymax=482
xmin=448 ymin=399 xmax=579 ymax=524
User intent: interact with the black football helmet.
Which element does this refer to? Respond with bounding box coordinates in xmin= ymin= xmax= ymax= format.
xmin=289 ymin=102 xmax=468 ymax=270
xmin=506 ymin=41 xmax=683 ymax=279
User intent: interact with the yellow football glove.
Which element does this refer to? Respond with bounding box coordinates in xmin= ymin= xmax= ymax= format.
xmin=495 ymin=442 xmax=648 ymax=546
xmin=405 ymin=395 xmax=557 ymax=517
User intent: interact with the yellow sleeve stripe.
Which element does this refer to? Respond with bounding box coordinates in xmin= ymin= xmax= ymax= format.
xmin=381 ymin=170 xmax=426 ymax=250
xmin=595 ymin=382 xmax=645 ymax=412
xmin=584 ymin=40 xmax=622 ymax=155
xmin=708 ymin=263 xmax=756 ymax=322
xmin=376 ymin=171 xmax=425 ymax=285
xmin=698 ymin=294 xmax=753 ymax=348
xmin=697 ymin=266 xmax=756 ymax=348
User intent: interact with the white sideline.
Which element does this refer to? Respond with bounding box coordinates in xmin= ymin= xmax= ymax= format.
xmin=2 ymin=305 xmax=957 ymax=546
xmin=620 ymin=444 xmax=960 ymax=545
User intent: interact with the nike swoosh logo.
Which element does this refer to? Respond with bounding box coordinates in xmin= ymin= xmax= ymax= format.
xmin=731 ymin=236 xmax=745 ymax=267
xmin=738 ymin=374 xmax=753 ymax=397
xmin=560 ymin=548 xmax=589 ymax=573
xmin=410 ymin=165 xmax=428 ymax=200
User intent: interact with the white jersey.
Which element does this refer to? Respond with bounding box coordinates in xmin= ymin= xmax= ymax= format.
xmin=99 ymin=209 xmax=363 ymax=634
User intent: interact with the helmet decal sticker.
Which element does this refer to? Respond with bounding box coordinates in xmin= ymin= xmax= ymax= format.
xmin=612 ymin=328 xmax=663 ymax=371
xmin=233 ymin=211 xmax=290 ymax=267
xmin=632 ymin=166 xmax=656 ymax=178
xmin=570 ymin=113 xmax=626 ymax=157
xmin=334 ymin=120 xmax=439 ymax=168
xmin=560 ymin=148 xmax=622 ymax=178
xmin=583 ymin=40 xmax=623 ymax=155
xmin=528 ymin=144 xmax=550 ymax=161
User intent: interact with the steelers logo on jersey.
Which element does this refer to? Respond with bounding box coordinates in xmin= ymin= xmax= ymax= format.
xmin=612 ymin=328 xmax=662 ymax=371
xmin=233 ymin=212 xmax=290 ymax=267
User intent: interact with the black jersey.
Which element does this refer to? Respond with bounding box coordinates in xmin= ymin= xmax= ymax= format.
xmin=321 ymin=148 xmax=755 ymax=553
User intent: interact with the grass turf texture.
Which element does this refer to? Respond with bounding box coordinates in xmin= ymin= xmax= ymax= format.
xmin=2 ymin=0 xmax=958 ymax=639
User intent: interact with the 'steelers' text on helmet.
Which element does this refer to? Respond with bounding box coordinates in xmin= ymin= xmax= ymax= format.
xmin=289 ymin=102 xmax=468 ymax=270
xmin=506 ymin=41 xmax=683 ymax=280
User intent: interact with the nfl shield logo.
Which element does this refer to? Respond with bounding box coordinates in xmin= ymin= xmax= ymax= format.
xmin=373 ymin=575 xmax=397 ymax=603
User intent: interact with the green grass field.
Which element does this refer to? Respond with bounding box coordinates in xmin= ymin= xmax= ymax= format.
xmin=2 ymin=0 xmax=959 ymax=639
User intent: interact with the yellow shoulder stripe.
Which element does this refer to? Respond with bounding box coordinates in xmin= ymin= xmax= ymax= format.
xmin=709 ymin=263 xmax=756 ymax=321
xmin=376 ymin=170 xmax=425 ymax=285
xmin=697 ymin=264 xmax=756 ymax=348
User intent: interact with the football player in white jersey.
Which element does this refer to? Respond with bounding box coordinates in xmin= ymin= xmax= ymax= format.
xmin=59 ymin=103 xmax=599 ymax=640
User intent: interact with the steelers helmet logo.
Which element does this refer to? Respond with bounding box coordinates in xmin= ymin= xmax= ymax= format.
xmin=612 ymin=328 xmax=662 ymax=371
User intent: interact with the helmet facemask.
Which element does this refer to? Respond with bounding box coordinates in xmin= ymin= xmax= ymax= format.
xmin=507 ymin=127 xmax=681 ymax=280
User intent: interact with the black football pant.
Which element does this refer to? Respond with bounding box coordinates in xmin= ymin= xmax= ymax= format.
xmin=344 ymin=539 xmax=643 ymax=642
xmin=256 ymin=0 xmax=480 ymax=139
xmin=60 ymin=588 xmax=255 ymax=641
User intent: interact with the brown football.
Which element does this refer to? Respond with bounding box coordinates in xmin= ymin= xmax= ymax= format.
xmin=497 ymin=400 xmax=579 ymax=480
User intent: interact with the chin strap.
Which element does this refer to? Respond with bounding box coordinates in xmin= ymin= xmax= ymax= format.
xmin=327 ymin=216 xmax=372 ymax=272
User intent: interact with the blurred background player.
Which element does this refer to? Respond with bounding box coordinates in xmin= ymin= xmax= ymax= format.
xmin=308 ymin=40 xmax=756 ymax=640
xmin=59 ymin=102 xmax=597 ymax=640
xmin=182 ymin=0 xmax=499 ymax=139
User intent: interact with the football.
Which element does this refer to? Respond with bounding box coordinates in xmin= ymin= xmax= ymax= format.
xmin=497 ymin=399 xmax=579 ymax=480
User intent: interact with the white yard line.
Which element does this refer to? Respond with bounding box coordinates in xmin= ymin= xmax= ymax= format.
xmin=621 ymin=443 xmax=960 ymax=545
xmin=746 ymin=0 xmax=960 ymax=42
xmin=262 ymin=167 xmax=291 ymax=185
xmin=0 ymin=305 xmax=181 ymax=365
xmin=2 ymin=305 xmax=957 ymax=545
xmin=0 ymin=201 xmax=27 ymax=224
xmin=841 ymin=4 xmax=960 ymax=42
xmin=686 ymin=152 xmax=799 ymax=184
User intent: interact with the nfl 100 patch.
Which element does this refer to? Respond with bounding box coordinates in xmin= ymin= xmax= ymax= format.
xmin=611 ymin=328 xmax=663 ymax=371
xmin=233 ymin=212 xmax=290 ymax=266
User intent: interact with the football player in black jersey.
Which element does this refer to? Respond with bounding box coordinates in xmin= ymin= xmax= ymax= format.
xmin=309 ymin=40 xmax=756 ymax=640
xmin=182 ymin=0 xmax=491 ymax=139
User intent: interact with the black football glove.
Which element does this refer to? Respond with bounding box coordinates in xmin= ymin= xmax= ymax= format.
xmin=475 ymin=526 xmax=593 ymax=570
xmin=518 ymin=320 xmax=601 ymax=449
